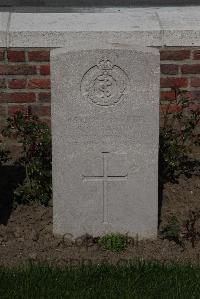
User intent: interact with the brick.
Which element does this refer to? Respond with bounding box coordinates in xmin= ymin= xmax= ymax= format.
xmin=7 ymin=50 xmax=25 ymax=62
xmin=29 ymin=105 xmax=51 ymax=117
xmin=0 ymin=50 xmax=4 ymax=61
xmin=160 ymin=64 xmax=178 ymax=75
xmin=0 ymin=105 xmax=6 ymax=116
xmin=0 ymin=79 xmax=6 ymax=89
xmin=8 ymin=105 xmax=27 ymax=116
xmin=160 ymin=91 xmax=176 ymax=101
xmin=0 ymin=65 xmax=37 ymax=75
xmin=191 ymin=90 xmax=200 ymax=100
xmin=160 ymin=91 xmax=193 ymax=102
xmin=28 ymin=51 xmax=50 ymax=62
xmin=160 ymin=104 xmax=183 ymax=113
xmin=160 ymin=50 xmax=190 ymax=61
xmin=40 ymin=65 xmax=50 ymax=75
xmin=38 ymin=92 xmax=51 ymax=102
xmin=193 ymin=51 xmax=200 ymax=60
xmin=8 ymin=79 xmax=26 ymax=89
xmin=28 ymin=79 xmax=50 ymax=89
xmin=0 ymin=92 xmax=36 ymax=103
xmin=191 ymin=78 xmax=200 ymax=87
xmin=181 ymin=64 xmax=200 ymax=74
xmin=160 ymin=77 xmax=188 ymax=88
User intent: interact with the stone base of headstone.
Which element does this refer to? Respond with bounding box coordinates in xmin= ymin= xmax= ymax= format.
xmin=51 ymin=44 xmax=160 ymax=239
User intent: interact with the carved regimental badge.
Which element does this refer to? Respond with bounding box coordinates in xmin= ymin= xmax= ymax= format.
xmin=81 ymin=57 xmax=130 ymax=106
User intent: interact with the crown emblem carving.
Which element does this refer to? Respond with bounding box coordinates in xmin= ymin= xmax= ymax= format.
xmin=97 ymin=57 xmax=114 ymax=70
xmin=81 ymin=56 xmax=129 ymax=106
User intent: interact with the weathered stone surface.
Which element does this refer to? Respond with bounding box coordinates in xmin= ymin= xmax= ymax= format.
xmin=51 ymin=44 xmax=160 ymax=239
xmin=0 ymin=12 xmax=9 ymax=47
xmin=158 ymin=7 xmax=200 ymax=46
xmin=8 ymin=10 xmax=161 ymax=47
xmin=6 ymin=7 xmax=200 ymax=47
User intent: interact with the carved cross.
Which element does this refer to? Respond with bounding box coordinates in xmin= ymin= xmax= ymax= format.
xmin=82 ymin=152 xmax=128 ymax=224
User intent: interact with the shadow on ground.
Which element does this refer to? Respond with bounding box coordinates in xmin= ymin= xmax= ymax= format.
xmin=0 ymin=165 xmax=25 ymax=225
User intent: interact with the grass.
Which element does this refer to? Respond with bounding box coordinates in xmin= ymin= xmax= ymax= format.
xmin=0 ymin=262 xmax=200 ymax=298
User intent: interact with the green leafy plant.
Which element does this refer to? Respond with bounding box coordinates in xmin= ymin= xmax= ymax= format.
xmin=183 ymin=210 xmax=200 ymax=248
xmin=159 ymin=87 xmax=200 ymax=183
xmin=161 ymin=215 xmax=182 ymax=245
xmin=98 ymin=233 xmax=128 ymax=252
xmin=0 ymin=148 xmax=10 ymax=167
xmin=0 ymin=147 xmax=10 ymax=210
xmin=2 ymin=110 xmax=52 ymax=206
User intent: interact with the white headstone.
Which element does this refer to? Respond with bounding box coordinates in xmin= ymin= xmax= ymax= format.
xmin=51 ymin=44 xmax=160 ymax=239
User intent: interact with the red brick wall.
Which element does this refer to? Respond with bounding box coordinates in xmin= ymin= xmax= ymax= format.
xmin=0 ymin=49 xmax=51 ymax=131
xmin=0 ymin=47 xmax=199 ymax=152
xmin=160 ymin=48 xmax=200 ymax=112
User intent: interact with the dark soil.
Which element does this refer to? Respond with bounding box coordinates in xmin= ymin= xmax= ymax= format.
xmin=0 ymin=172 xmax=200 ymax=267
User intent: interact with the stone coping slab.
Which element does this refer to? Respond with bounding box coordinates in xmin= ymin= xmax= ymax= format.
xmin=0 ymin=12 xmax=10 ymax=47
xmin=1 ymin=7 xmax=200 ymax=47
